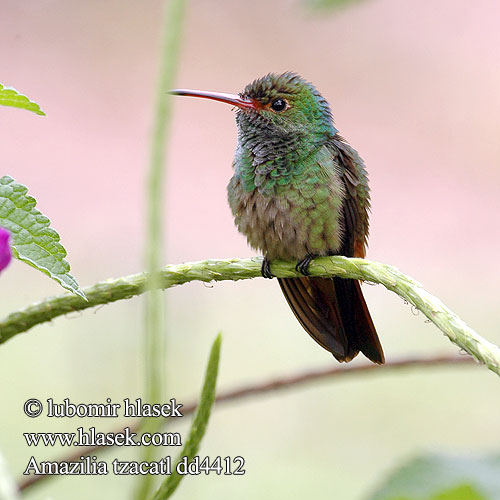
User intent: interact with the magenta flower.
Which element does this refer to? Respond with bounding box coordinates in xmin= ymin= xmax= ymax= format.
xmin=0 ymin=227 xmax=11 ymax=273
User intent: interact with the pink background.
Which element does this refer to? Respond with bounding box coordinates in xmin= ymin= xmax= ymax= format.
xmin=2 ymin=1 xmax=500 ymax=498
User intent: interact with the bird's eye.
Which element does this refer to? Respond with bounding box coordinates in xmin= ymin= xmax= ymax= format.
xmin=270 ymin=98 xmax=288 ymax=112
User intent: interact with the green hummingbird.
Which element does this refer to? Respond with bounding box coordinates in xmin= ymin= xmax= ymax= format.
xmin=170 ymin=72 xmax=384 ymax=364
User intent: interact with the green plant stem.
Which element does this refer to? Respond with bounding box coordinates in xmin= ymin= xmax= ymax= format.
xmin=138 ymin=0 xmax=185 ymax=498
xmin=1 ymin=256 xmax=499 ymax=377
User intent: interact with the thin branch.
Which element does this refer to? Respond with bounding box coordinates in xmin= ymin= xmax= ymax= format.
xmin=1 ymin=256 xmax=499 ymax=377
xmin=17 ymin=354 xmax=474 ymax=492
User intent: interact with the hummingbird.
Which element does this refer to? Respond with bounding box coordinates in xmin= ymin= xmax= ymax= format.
xmin=170 ymin=72 xmax=384 ymax=364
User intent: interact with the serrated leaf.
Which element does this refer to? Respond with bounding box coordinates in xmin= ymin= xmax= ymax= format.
xmin=0 ymin=176 xmax=85 ymax=299
xmin=0 ymin=84 xmax=45 ymax=116
xmin=151 ymin=333 xmax=222 ymax=500
xmin=369 ymin=454 xmax=500 ymax=500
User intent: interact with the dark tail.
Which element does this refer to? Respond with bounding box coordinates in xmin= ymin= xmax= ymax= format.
xmin=278 ymin=277 xmax=385 ymax=364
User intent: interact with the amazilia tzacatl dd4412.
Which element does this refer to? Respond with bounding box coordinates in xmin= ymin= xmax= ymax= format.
xmin=170 ymin=72 xmax=384 ymax=364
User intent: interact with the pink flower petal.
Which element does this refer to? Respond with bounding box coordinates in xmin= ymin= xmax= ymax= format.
xmin=0 ymin=227 xmax=12 ymax=273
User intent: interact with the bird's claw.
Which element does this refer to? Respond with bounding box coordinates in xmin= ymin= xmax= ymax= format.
xmin=295 ymin=255 xmax=314 ymax=276
xmin=261 ymin=258 xmax=274 ymax=279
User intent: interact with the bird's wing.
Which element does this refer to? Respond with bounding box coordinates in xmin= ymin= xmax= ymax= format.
xmin=329 ymin=138 xmax=371 ymax=258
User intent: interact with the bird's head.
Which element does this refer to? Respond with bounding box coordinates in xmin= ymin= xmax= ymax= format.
xmin=170 ymin=72 xmax=337 ymax=159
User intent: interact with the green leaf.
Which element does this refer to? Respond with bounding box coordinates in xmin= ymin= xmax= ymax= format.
xmin=303 ymin=0 xmax=366 ymax=10
xmin=0 ymin=176 xmax=85 ymax=299
xmin=150 ymin=334 xmax=222 ymax=500
xmin=430 ymin=484 xmax=487 ymax=500
xmin=369 ymin=453 xmax=500 ymax=500
xmin=0 ymin=83 xmax=45 ymax=116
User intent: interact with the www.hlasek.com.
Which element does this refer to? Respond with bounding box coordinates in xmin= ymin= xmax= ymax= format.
xmin=22 ymin=398 xmax=245 ymax=477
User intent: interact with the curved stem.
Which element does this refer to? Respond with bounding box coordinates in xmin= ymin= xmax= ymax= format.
xmin=1 ymin=256 xmax=499 ymax=376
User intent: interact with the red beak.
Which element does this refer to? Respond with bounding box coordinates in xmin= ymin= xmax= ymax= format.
xmin=169 ymin=89 xmax=258 ymax=110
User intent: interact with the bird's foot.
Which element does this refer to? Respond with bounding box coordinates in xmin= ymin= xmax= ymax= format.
xmin=261 ymin=257 xmax=274 ymax=279
xmin=295 ymin=254 xmax=315 ymax=276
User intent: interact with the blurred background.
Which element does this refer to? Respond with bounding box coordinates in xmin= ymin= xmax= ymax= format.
xmin=1 ymin=0 xmax=500 ymax=498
